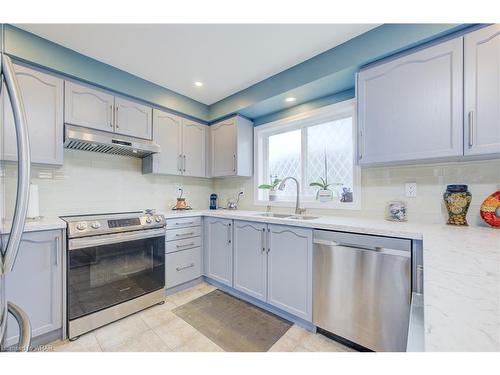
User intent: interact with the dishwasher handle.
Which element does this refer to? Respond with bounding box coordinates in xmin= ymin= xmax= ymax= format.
xmin=313 ymin=238 xmax=410 ymax=258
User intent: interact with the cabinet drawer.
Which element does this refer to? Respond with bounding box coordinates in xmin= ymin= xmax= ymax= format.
xmin=166 ymin=216 xmax=201 ymax=229
xmin=166 ymin=236 xmax=202 ymax=254
xmin=166 ymin=226 xmax=201 ymax=242
xmin=166 ymin=247 xmax=202 ymax=288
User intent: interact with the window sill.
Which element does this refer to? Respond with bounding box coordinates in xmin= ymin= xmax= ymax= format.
xmin=253 ymin=199 xmax=361 ymax=211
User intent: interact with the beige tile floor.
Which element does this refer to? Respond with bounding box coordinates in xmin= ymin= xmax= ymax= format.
xmin=51 ymin=282 xmax=354 ymax=352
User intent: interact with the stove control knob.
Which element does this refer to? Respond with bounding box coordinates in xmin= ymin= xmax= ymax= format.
xmin=145 ymin=217 xmax=153 ymax=224
xmin=91 ymin=221 xmax=101 ymax=229
xmin=155 ymin=216 xmax=162 ymax=223
xmin=76 ymin=222 xmax=87 ymax=231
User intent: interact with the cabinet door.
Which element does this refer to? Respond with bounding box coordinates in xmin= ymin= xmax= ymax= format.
xmin=114 ymin=97 xmax=152 ymax=140
xmin=4 ymin=230 xmax=63 ymax=347
xmin=146 ymin=110 xmax=182 ymax=175
xmin=210 ymin=118 xmax=236 ymax=177
xmin=2 ymin=65 xmax=63 ymax=165
xmin=233 ymin=220 xmax=267 ymax=302
xmin=203 ymin=218 xmax=233 ymax=286
xmin=464 ymin=24 xmax=500 ymax=156
xmin=64 ymin=81 xmax=114 ymax=132
xmin=357 ymin=37 xmax=463 ymax=165
xmin=182 ymin=119 xmax=207 ymax=177
xmin=267 ymin=224 xmax=312 ymax=321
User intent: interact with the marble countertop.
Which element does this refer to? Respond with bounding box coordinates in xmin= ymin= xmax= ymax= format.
xmin=162 ymin=209 xmax=500 ymax=352
xmin=2 ymin=208 xmax=498 ymax=351
xmin=1 ymin=216 xmax=67 ymax=234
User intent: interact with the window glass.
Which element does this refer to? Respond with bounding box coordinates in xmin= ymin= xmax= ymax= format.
xmin=305 ymin=117 xmax=354 ymax=199
xmin=268 ymin=129 xmax=301 ymax=198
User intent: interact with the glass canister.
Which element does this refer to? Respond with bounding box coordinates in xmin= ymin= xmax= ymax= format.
xmin=444 ymin=184 xmax=472 ymax=226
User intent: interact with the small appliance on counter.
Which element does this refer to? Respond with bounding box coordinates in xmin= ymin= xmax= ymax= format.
xmin=172 ymin=188 xmax=192 ymax=211
xmin=210 ymin=193 xmax=218 ymax=210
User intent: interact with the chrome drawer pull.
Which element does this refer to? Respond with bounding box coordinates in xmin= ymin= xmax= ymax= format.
xmin=176 ymin=242 xmax=195 ymax=248
xmin=175 ymin=232 xmax=195 ymax=237
xmin=176 ymin=263 xmax=195 ymax=271
xmin=175 ymin=221 xmax=195 ymax=225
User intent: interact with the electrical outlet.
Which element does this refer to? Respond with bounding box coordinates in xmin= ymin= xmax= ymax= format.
xmin=405 ymin=182 xmax=417 ymax=197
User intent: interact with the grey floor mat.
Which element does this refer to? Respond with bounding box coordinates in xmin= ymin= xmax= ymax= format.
xmin=172 ymin=289 xmax=292 ymax=352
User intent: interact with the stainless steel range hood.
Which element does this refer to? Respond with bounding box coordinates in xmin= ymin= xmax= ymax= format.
xmin=64 ymin=125 xmax=160 ymax=158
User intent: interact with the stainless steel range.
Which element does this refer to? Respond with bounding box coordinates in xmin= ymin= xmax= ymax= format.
xmin=61 ymin=211 xmax=166 ymax=340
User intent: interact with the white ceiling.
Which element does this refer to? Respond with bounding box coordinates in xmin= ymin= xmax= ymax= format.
xmin=17 ymin=24 xmax=379 ymax=105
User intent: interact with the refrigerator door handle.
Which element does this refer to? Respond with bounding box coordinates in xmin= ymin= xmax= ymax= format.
xmin=7 ymin=302 xmax=31 ymax=351
xmin=1 ymin=55 xmax=31 ymax=274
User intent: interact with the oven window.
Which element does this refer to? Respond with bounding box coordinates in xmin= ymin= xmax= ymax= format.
xmin=68 ymin=236 xmax=165 ymax=320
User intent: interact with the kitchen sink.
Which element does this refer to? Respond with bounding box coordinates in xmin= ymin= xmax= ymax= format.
xmin=255 ymin=213 xmax=319 ymax=220
xmin=288 ymin=215 xmax=319 ymax=220
xmin=255 ymin=213 xmax=293 ymax=218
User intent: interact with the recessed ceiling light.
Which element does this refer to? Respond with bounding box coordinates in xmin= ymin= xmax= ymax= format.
xmin=194 ymin=81 xmax=203 ymax=87
xmin=285 ymin=97 xmax=296 ymax=102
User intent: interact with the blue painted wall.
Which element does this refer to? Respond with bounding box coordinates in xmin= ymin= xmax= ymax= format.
xmin=3 ymin=23 xmax=481 ymax=126
xmin=208 ymin=24 xmax=473 ymax=122
xmin=2 ymin=24 xmax=209 ymax=122
xmin=252 ymin=89 xmax=355 ymax=126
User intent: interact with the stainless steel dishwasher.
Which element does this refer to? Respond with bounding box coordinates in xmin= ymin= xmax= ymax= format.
xmin=313 ymin=230 xmax=417 ymax=352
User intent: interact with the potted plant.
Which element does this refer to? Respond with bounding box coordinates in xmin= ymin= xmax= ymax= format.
xmin=258 ymin=175 xmax=281 ymax=201
xmin=309 ymin=152 xmax=341 ymax=202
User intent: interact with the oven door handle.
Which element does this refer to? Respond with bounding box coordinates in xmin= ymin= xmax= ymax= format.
xmin=68 ymin=228 xmax=166 ymax=250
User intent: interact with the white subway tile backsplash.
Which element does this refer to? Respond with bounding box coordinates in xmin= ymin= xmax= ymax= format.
xmin=1 ymin=149 xmax=497 ymax=228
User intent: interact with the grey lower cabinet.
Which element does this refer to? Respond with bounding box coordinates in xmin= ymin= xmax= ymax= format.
xmin=3 ymin=230 xmax=64 ymax=347
xmin=165 ymin=217 xmax=202 ymax=289
xmin=232 ymin=220 xmax=313 ymax=322
xmin=266 ymin=224 xmax=313 ymax=321
xmin=203 ymin=218 xmax=233 ymax=287
xmin=233 ymin=221 xmax=267 ymax=302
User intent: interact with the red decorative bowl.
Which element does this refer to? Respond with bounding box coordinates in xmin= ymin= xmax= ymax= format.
xmin=480 ymin=191 xmax=500 ymax=228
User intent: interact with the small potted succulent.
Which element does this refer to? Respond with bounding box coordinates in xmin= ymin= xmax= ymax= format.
xmin=258 ymin=175 xmax=281 ymax=201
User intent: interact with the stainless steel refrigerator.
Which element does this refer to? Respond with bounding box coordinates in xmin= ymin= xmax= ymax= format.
xmin=1 ymin=27 xmax=33 ymax=351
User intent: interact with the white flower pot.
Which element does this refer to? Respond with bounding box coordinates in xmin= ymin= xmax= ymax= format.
xmin=317 ymin=189 xmax=334 ymax=202
xmin=269 ymin=191 xmax=278 ymax=201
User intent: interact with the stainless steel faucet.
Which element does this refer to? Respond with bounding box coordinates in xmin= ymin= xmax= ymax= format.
xmin=278 ymin=177 xmax=306 ymax=215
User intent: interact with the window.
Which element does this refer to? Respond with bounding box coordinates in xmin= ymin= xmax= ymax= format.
xmin=254 ymin=100 xmax=360 ymax=209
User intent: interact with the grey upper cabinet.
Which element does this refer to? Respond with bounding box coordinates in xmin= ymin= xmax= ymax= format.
xmin=64 ymin=81 xmax=114 ymax=132
xmin=65 ymin=81 xmax=153 ymax=140
xmin=2 ymin=64 xmax=64 ymax=165
xmin=144 ymin=110 xmax=183 ymax=175
xmin=267 ymin=224 xmax=312 ymax=321
xmin=357 ymin=37 xmax=464 ymax=165
xmin=182 ymin=119 xmax=207 ymax=177
xmin=209 ymin=115 xmax=253 ymax=177
xmin=143 ymin=109 xmax=206 ymax=177
xmin=114 ymin=96 xmax=152 ymax=140
xmin=464 ymin=24 xmax=500 ymax=156
xmin=4 ymin=230 xmax=63 ymax=348
xmin=203 ymin=218 xmax=233 ymax=286
xmin=233 ymin=220 xmax=267 ymax=302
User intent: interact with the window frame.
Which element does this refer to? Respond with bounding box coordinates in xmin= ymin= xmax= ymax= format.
xmin=253 ymin=99 xmax=361 ymax=210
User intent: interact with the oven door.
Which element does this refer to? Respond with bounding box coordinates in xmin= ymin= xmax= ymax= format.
xmin=67 ymin=228 xmax=165 ymax=321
